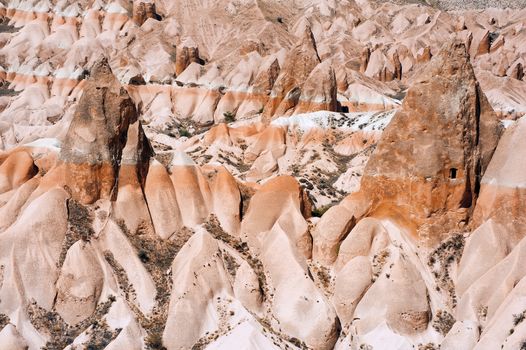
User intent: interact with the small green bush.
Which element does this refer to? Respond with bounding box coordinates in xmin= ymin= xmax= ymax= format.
xmin=312 ymin=205 xmax=331 ymax=218
xmin=223 ymin=111 xmax=236 ymax=123
xmin=179 ymin=128 xmax=191 ymax=138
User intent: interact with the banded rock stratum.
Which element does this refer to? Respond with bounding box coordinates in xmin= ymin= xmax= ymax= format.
xmin=0 ymin=0 xmax=525 ymax=349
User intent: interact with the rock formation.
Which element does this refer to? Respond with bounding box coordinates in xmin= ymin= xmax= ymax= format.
xmin=476 ymin=31 xmax=491 ymax=56
xmin=472 ymin=116 xmax=526 ymax=242
xmin=417 ymin=46 xmax=433 ymax=63
xmin=0 ymin=1 xmax=525 ymax=349
xmin=360 ymin=47 xmax=371 ymax=73
xmin=175 ymin=43 xmax=203 ymax=76
xmin=392 ymin=50 xmax=402 ymax=80
xmin=133 ymin=1 xmax=161 ymax=26
xmin=511 ymin=62 xmax=524 ymax=80
xmin=358 ymin=41 xmax=501 ymax=245
xmin=59 ymin=59 xmax=140 ymax=205
xmin=263 ymin=27 xmax=322 ymax=119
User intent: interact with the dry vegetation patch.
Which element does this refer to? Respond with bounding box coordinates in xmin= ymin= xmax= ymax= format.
xmin=28 ymin=297 xmax=117 ymax=349
xmin=428 ymin=234 xmax=464 ymax=307
xmin=113 ymin=220 xmax=193 ymax=350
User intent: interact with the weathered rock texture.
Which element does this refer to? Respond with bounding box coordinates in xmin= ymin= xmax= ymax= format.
xmin=358 ymin=41 xmax=501 ymax=245
xmin=0 ymin=1 xmax=525 ymax=349
xmin=59 ymin=59 xmax=141 ymax=204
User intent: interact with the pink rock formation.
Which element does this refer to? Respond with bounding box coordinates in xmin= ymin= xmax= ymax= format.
xmin=263 ymin=27 xmax=322 ymax=120
xmin=1 ymin=1 xmax=526 ymax=349
xmin=59 ymin=59 xmax=139 ymax=205
xmin=358 ymin=41 xmax=501 ymax=245
xmin=132 ymin=1 xmax=160 ymax=26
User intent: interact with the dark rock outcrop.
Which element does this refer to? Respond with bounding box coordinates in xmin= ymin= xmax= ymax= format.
xmin=417 ymin=46 xmax=433 ymax=63
xmin=510 ymin=62 xmax=524 ymax=80
xmin=359 ymin=47 xmax=371 ymax=73
xmin=133 ymin=1 xmax=161 ymax=26
xmin=354 ymin=41 xmax=502 ymax=246
xmin=263 ymin=27 xmax=321 ymax=120
xmin=393 ymin=50 xmax=402 ymax=80
xmin=60 ymin=59 xmax=147 ymax=204
xmin=175 ymin=45 xmax=203 ymax=76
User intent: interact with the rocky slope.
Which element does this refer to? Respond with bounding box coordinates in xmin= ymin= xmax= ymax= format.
xmin=388 ymin=0 xmax=526 ymax=10
xmin=0 ymin=0 xmax=525 ymax=349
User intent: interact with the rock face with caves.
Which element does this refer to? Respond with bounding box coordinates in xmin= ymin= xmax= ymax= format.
xmin=355 ymin=41 xmax=501 ymax=246
xmin=0 ymin=0 xmax=526 ymax=349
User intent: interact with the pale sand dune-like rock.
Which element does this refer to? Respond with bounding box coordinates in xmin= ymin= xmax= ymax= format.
xmin=258 ymin=224 xmax=338 ymax=350
xmin=241 ymin=175 xmax=311 ymax=257
xmin=472 ymin=116 xmax=526 ymax=241
xmin=144 ymin=159 xmax=183 ymax=239
xmin=163 ymin=231 xmax=236 ymax=349
xmin=0 ymin=150 xmax=36 ymax=193
xmin=55 ymin=241 xmax=104 ymax=325
xmin=0 ymin=188 xmax=68 ymax=341
xmin=312 ymin=205 xmax=355 ymax=266
xmin=332 ymin=256 xmax=372 ymax=327
xmin=353 ymin=248 xmax=430 ymax=337
xmin=333 ymin=217 xmax=389 ymax=271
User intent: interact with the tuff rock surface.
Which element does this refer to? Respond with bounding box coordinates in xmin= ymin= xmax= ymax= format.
xmin=0 ymin=0 xmax=525 ymax=349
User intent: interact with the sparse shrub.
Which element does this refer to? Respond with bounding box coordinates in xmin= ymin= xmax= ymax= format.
xmin=67 ymin=199 xmax=94 ymax=241
xmin=513 ymin=311 xmax=526 ymax=326
xmin=222 ymin=251 xmax=240 ymax=278
xmin=138 ymin=249 xmax=149 ymax=263
xmin=316 ymin=266 xmax=332 ymax=289
xmin=418 ymin=344 xmax=439 ymax=350
xmin=432 ymin=310 xmax=455 ymax=335
xmin=79 ymin=69 xmax=90 ymax=80
xmin=0 ymin=314 xmax=9 ymax=329
xmin=371 ymin=249 xmax=390 ymax=280
xmin=145 ymin=332 xmax=165 ymax=349
xmin=223 ymin=111 xmax=236 ymax=123
xmin=258 ymin=106 xmax=264 ymax=114
xmin=58 ymin=200 xmax=95 ymax=269
xmin=478 ymin=305 xmax=488 ymax=321
xmin=311 ymin=205 xmax=331 ymax=218
xmin=179 ymin=128 xmax=191 ymax=138
xmin=30 ymin=297 xmax=117 ymax=349
xmin=428 ymin=234 xmax=465 ymax=308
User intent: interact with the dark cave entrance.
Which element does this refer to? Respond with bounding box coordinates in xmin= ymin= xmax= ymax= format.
xmin=449 ymin=168 xmax=458 ymax=179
